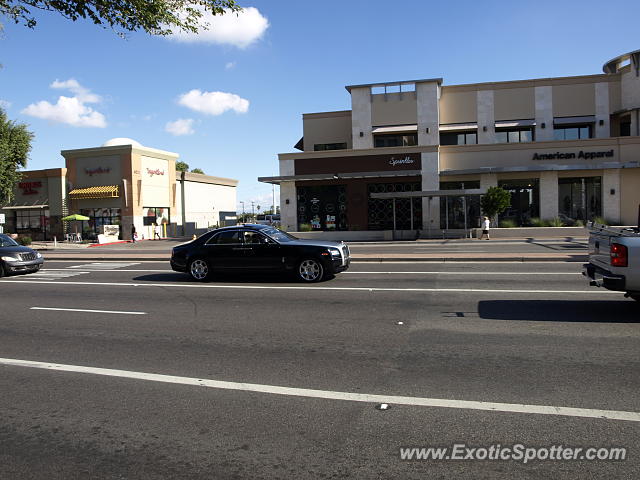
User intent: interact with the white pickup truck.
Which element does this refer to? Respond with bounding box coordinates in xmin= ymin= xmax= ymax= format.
xmin=583 ymin=223 xmax=640 ymax=301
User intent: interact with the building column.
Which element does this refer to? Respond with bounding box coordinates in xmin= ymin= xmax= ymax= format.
xmin=603 ymin=169 xmax=621 ymax=224
xmin=535 ymin=86 xmax=554 ymax=141
xmin=477 ymin=90 xmax=495 ymax=144
xmin=279 ymin=181 xmax=297 ymax=231
xmin=350 ymin=87 xmax=373 ymax=149
xmin=595 ymin=82 xmax=610 ymax=139
xmin=417 ymin=82 xmax=440 ymax=146
xmin=421 ymin=152 xmax=440 ymax=235
xmin=539 ymin=171 xmax=559 ymax=220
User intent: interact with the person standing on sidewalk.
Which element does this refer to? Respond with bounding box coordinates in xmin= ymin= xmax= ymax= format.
xmin=131 ymin=224 xmax=137 ymax=243
xmin=480 ymin=216 xmax=491 ymax=240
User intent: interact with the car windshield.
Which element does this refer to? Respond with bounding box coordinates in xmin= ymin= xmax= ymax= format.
xmin=0 ymin=234 xmax=19 ymax=247
xmin=261 ymin=227 xmax=297 ymax=243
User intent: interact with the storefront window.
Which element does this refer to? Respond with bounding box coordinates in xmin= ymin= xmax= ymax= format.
xmin=367 ymin=182 xmax=422 ymax=231
xmin=80 ymin=208 xmax=121 ymax=240
xmin=497 ymin=179 xmax=540 ymax=226
xmin=554 ymin=126 xmax=591 ymax=141
xmin=374 ymin=134 xmax=417 ymax=148
xmin=143 ymin=207 xmax=170 ymax=226
xmin=440 ymin=181 xmax=481 ymax=229
xmin=440 ymin=131 xmax=477 ymax=145
xmin=297 ymin=186 xmax=347 ymax=231
xmin=15 ymin=209 xmax=50 ymax=239
xmin=558 ymin=177 xmax=601 ymax=222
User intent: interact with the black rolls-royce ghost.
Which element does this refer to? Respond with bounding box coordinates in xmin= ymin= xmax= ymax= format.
xmin=170 ymin=224 xmax=350 ymax=282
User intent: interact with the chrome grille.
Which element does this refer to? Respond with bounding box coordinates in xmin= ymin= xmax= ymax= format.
xmin=340 ymin=244 xmax=350 ymax=266
xmin=20 ymin=252 xmax=36 ymax=261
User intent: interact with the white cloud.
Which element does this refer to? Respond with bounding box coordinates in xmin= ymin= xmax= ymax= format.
xmin=225 ymin=61 xmax=237 ymax=70
xmin=177 ymin=89 xmax=249 ymax=116
xmin=165 ymin=118 xmax=195 ymax=136
xmin=50 ymin=78 xmax=101 ymax=103
xmin=0 ymin=99 xmax=11 ymax=109
xmin=21 ymin=79 xmax=106 ymax=128
xmin=169 ymin=7 xmax=269 ymax=48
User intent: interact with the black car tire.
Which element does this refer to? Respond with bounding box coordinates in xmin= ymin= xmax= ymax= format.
xmin=189 ymin=258 xmax=211 ymax=281
xmin=0 ymin=262 xmax=5 ymax=278
xmin=297 ymin=258 xmax=324 ymax=282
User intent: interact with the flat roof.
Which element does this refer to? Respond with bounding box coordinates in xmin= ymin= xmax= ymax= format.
xmin=346 ymin=78 xmax=443 ymax=92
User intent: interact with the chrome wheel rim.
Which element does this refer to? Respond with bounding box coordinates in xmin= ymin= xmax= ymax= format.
xmin=299 ymin=259 xmax=322 ymax=281
xmin=190 ymin=259 xmax=209 ymax=280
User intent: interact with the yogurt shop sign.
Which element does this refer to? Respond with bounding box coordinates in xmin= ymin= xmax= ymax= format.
xmin=532 ymin=149 xmax=614 ymax=161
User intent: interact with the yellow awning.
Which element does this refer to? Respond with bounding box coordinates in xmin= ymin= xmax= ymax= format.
xmin=69 ymin=185 xmax=119 ymax=199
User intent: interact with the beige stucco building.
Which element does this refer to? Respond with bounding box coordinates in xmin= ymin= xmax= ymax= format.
xmin=260 ymin=49 xmax=640 ymax=235
xmin=1 ymin=138 xmax=237 ymax=240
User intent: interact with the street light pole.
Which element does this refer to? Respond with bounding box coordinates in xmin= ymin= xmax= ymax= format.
xmin=240 ymin=201 xmax=245 ymax=223
xmin=251 ymin=201 xmax=255 ymax=223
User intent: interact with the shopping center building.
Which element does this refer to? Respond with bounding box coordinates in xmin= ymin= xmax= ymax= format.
xmin=259 ymin=49 xmax=640 ymax=236
xmin=1 ymin=138 xmax=238 ymax=241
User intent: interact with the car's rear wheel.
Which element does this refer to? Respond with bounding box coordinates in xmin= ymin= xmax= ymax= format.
xmin=189 ymin=258 xmax=211 ymax=281
xmin=0 ymin=262 xmax=6 ymax=278
xmin=297 ymin=258 xmax=324 ymax=282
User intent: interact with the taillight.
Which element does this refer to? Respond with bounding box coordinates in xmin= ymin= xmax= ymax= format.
xmin=611 ymin=243 xmax=628 ymax=267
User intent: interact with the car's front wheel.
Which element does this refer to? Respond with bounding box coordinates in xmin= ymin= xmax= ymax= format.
xmin=0 ymin=262 xmax=6 ymax=278
xmin=297 ymin=258 xmax=324 ymax=282
xmin=189 ymin=258 xmax=211 ymax=281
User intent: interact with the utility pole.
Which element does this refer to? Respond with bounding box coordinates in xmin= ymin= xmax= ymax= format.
xmin=251 ymin=201 xmax=255 ymax=223
xmin=272 ymin=183 xmax=276 ymax=216
xmin=240 ymin=201 xmax=245 ymax=223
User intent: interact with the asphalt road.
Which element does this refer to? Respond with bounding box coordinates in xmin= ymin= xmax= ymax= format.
xmin=0 ymin=261 xmax=637 ymax=479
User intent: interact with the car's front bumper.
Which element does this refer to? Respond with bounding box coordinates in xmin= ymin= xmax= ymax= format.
xmin=3 ymin=258 xmax=44 ymax=274
xmin=583 ymin=263 xmax=626 ymax=291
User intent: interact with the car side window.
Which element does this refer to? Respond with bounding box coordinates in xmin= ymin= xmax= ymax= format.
xmin=242 ymin=231 xmax=266 ymax=245
xmin=206 ymin=231 xmax=241 ymax=245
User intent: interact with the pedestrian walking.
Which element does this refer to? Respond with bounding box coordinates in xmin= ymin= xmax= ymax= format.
xmin=480 ymin=216 xmax=491 ymax=240
xmin=131 ymin=224 xmax=137 ymax=243
xmin=153 ymin=223 xmax=162 ymax=240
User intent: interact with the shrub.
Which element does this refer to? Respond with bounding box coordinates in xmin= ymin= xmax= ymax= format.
xmin=18 ymin=236 xmax=32 ymax=246
xmin=574 ymin=220 xmax=585 ymax=227
xmin=298 ymin=223 xmax=312 ymax=232
xmin=529 ymin=217 xmax=545 ymax=227
xmin=498 ymin=219 xmax=518 ymax=228
xmin=591 ymin=216 xmax=607 ymax=225
xmin=545 ymin=217 xmax=564 ymax=227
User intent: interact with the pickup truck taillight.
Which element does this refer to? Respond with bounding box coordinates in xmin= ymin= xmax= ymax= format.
xmin=610 ymin=243 xmax=628 ymax=267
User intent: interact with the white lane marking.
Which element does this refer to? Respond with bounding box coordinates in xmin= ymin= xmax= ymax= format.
xmin=43 ymin=269 xmax=168 ymax=273
xmin=343 ymin=271 xmax=579 ymax=275
xmin=351 ymin=261 xmax=584 ymax=264
xmin=30 ymin=307 xmax=146 ymax=315
xmin=0 ymin=279 xmax=619 ymax=295
xmin=9 ymin=271 xmax=90 ymax=282
xmin=68 ymin=262 xmax=140 ymax=270
xmin=0 ymin=357 xmax=637 ymax=422
xmin=40 ymin=269 xmax=579 ymax=276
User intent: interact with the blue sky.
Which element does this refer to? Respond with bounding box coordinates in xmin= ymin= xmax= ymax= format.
xmin=1 ymin=0 xmax=639 ymax=212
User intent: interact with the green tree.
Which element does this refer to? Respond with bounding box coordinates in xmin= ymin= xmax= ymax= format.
xmin=480 ymin=186 xmax=511 ymax=225
xmin=191 ymin=167 xmax=204 ymax=174
xmin=175 ymin=161 xmax=189 ymax=172
xmin=0 ymin=108 xmax=32 ymax=203
xmin=0 ymin=0 xmax=241 ymax=37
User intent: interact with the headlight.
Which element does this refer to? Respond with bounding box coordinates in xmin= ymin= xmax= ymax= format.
xmin=328 ymin=248 xmax=341 ymax=258
xmin=1 ymin=255 xmax=19 ymax=262
xmin=36 ymin=252 xmax=43 ymax=259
